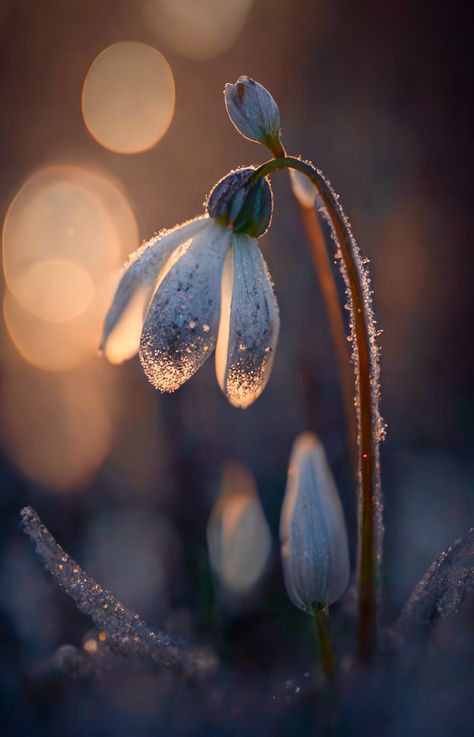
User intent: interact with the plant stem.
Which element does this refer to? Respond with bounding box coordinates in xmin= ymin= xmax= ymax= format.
xmin=314 ymin=606 xmax=335 ymax=676
xmin=248 ymin=157 xmax=382 ymax=660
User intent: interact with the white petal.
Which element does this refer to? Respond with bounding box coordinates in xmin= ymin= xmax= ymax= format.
xmin=215 ymin=233 xmax=279 ymax=409
xmin=139 ymin=221 xmax=231 ymax=392
xmin=280 ymin=433 xmax=350 ymax=611
xmin=289 ymin=169 xmax=317 ymax=208
xmin=100 ymin=216 xmax=209 ymax=364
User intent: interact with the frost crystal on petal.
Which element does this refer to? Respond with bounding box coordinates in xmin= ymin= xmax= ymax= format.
xmin=139 ymin=221 xmax=231 ymax=392
xmin=20 ymin=506 xmax=218 ymax=678
xmin=280 ymin=434 xmax=350 ymax=612
xmin=101 ymin=217 xmax=209 ymax=364
xmin=215 ymin=233 xmax=279 ymax=409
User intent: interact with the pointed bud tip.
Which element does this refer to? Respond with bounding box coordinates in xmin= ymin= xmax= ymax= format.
xmin=224 ymin=76 xmax=282 ymax=153
xmin=280 ymin=432 xmax=350 ymax=613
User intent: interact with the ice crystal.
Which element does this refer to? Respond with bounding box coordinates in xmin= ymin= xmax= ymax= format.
xmin=20 ymin=506 xmax=218 ymax=678
xmin=139 ymin=223 xmax=231 ymax=392
xmin=395 ymin=528 xmax=474 ymax=637
xmin=313 ymin=166 xmax=384 ymax=562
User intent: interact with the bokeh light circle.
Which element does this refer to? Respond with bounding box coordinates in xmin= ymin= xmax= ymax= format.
xmin=13 ymin=259 xmax=94 ymax=323
xmin=2 ymin=165 xmax=138 ymax=371
xmin=82 ymin=41 xmax=175 ymax=153
xmin=0 ymin=353 xmax=113 ymax=492
xmin=145 ymin=0 xmax=253 ymax=60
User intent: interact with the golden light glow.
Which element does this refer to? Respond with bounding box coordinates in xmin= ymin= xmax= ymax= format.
xmin=207 ymin=463 xmax=272 ymax=595
xmin=0 ymin=162 xmax=140 ymax=491
xmin=145 ymin=0 xmax=253 ymax=60
xmin=215 ymin=249 xmax=233 ymax=392
xmin=2 ymin=166 xmax=137 ymax=294
xmin=3 ymin=290 xmax=98 ymax=372
xmin=13 ymin=259 xmax=94 ymax=323
xmin=82 ymin=41 xmax=175 ymax=154
xmin=83 ymin=639 xmax=98 ymax=653
xmin=102 ymin=281 xmax=151 ymax=365
xmin=0 ymin=352 xmax=113 ymax=492
xmin=2 ymin=165 xmax=138 ymax=371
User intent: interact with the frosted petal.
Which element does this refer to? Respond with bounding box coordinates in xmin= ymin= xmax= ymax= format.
xmin=100 ymin=216 xmax=209 ymax=363
xmin=139 ymin=222 xmax=231 ymax=391
xmin=215 ymin=233 xmax=279 ymax=409
xmin=280 ymin=433 xmax=350 ymax=611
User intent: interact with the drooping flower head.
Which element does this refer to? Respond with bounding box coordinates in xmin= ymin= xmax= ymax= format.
xmin=101 ymin=167 xmax=279 ymax=409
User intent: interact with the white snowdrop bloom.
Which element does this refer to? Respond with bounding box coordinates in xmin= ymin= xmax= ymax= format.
xmin=280 ymin=433 xmax=350 ymax=612
xmin=101 ymin=168 xmax=279 ymax=408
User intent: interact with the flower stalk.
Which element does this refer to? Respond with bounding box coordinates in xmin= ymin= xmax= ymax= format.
xmin=314 ymin=605 xmax=335 ymax=677
xmin=248 ymin=156 xmax=382 ymax=660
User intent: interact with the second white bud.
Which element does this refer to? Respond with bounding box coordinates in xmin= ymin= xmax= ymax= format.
xmin=280 ymin=433 xmax=350 ymax=613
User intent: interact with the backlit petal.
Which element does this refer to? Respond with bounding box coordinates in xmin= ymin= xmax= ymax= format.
xmin=139 ymin=221 xmax=231 ymax=391
xmin=100 ymin=216 xmax=208 ymax=364
xmin=215 ymin=233 xmax=279 ymax=408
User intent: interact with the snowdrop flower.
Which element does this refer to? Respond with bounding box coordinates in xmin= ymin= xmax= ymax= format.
xmin=100 ymin=167 xmax=279 ymax=409
xmin=280 ymin=433 xmax=350 ymax=612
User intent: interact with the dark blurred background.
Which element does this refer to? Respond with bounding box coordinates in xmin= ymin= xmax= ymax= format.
xmin=0 ymin=1 xmax=473 ymax=735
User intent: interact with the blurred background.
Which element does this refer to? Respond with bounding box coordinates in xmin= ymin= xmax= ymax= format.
xmin=0 ymin=1 xmax=473 ymax=735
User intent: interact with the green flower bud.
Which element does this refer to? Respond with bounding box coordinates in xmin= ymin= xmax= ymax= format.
xmin=207 ymin=167 xmax=273 ymax=238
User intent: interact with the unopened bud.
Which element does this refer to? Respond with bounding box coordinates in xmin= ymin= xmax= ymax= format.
xmin=289 ymin=169 xmax=317 ymax=208
xmin=224 ymin=76 xmax=282 ymax=154
xmin=280 ymin=433 xmax=350 ymax=613
xmin=207 ymin=463 xmax=272 ymax=595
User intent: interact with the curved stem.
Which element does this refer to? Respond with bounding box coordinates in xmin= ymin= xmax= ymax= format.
xmin=314 ymin=606 xmax=335 ymax=677
xmin=249 ymin=157 xmax=382 ymax=659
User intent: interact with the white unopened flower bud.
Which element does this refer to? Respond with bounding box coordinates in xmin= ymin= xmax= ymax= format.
xmin=224 ymin=76 xmax=282 ymax=153
xmin=207 ymin=463 xmax=272 ymax=596
xmin=280 ymin=433 xmax=350 ymax=613
xmin=289 ymin=169 xmax=317 ymax=208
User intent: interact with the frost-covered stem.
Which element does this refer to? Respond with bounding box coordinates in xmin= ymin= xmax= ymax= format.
xmin=296 ymin=202 xmax=357 ymax=468
xmin=248 ymin=157 xmax=382 ymax=660
xmin=314 ymin=605 xmax=335 ymax=676
xmin=20 ymin=506 xmax=218 ymax=678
